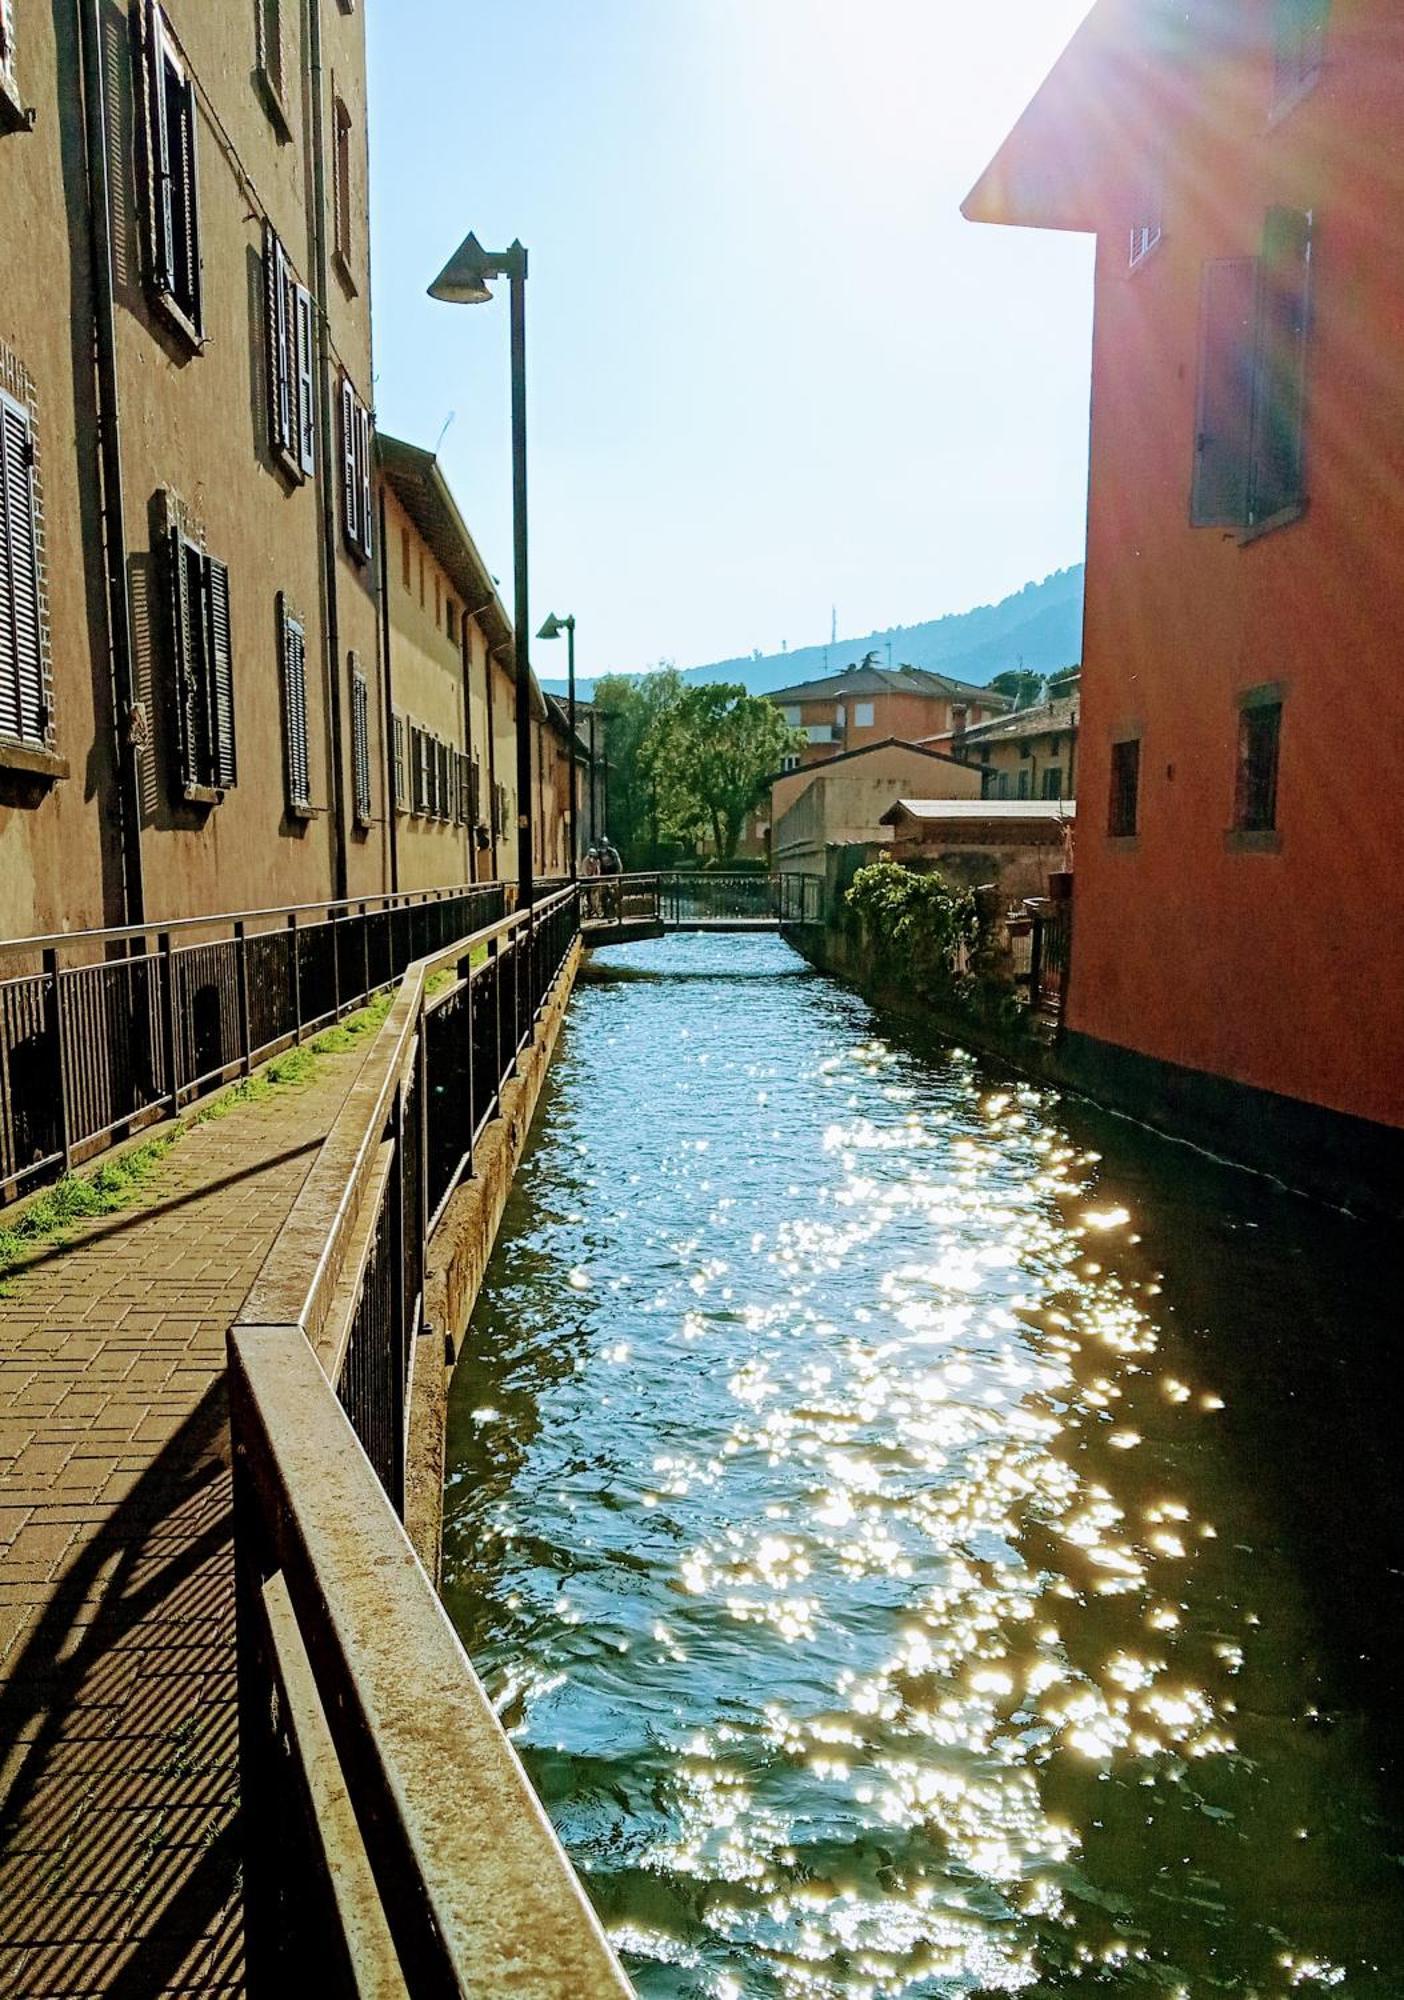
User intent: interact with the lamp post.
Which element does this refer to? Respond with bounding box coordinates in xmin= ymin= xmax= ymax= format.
xmin=428 ymin=232 xmax=535 ymax=908
xmin=538 ymin=612 xmax=577 ymax=880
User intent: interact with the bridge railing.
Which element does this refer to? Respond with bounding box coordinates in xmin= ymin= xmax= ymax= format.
xmin=776 ymin=872 xmax=826 ymax=927
xmin=0 ymin=881 xmax=508 ymax=1207
xmin=230 ymin=884 xmax=631 ymax=1997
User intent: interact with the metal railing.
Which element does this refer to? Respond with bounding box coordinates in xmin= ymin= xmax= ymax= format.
xmin=1010 ymin=896 xmax=1073 ymax=1021
xmin=0 ymin=883 xmax=508 ymax=1205
xmin=229 ymin=886 xmax=630 ymax=1996
xmin=578 ymin=871 xmax=826 ymax=930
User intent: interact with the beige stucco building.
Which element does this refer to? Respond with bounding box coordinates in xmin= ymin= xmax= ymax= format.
xmin=770 ymin=739 xmax=982 ymax=878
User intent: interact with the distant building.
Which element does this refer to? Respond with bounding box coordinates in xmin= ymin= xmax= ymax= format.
xmin=966 ymin=0 xmax=1404 ymax=1196
xmin=770 ymin=739 xmax=982 ymax=879
xmin=879 ymin=798 xmax=1074 ymax=903
xmin=767 ymin=663 xmax=1009 ymax=772
xmin=930 ymin=680 xmax=1080 ymax=802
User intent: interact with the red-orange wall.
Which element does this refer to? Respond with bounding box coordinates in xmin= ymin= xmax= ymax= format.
xmin=1068 ymin=0 xmax=1404 ymax=1130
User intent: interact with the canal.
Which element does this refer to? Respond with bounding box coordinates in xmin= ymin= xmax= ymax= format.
xmin=442 ymin=933 xmax=1404 ymax=1998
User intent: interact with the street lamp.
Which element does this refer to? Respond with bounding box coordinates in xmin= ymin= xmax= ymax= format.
xmin=538 ymin=613 xmax=578 ymax=880
xmin=428 ymin=232 xmax=535 ymax=907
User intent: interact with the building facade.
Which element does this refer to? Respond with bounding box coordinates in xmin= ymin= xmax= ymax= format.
xmin=770 ymin=739 xmax=983 ymax=878
xmin=967 ymin=0 xmax=1404 ymax=1195
xmin=934 ymin=681 xmax=1080 ymax=802
xmin=767 ymin=663 xmax=1009 ymax=772
xmin=0 ymin=0 xmax=385 ymax=938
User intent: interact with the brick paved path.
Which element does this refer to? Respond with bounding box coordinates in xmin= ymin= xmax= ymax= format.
xmin=0 ymin=1053 xmax=365 ymax=1999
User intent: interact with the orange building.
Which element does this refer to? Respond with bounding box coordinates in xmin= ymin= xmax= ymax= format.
xmin=768 ymin=663 xmax=1008 ymax=771
xmin=967 ymin=0 xmax=1404 ymax=1205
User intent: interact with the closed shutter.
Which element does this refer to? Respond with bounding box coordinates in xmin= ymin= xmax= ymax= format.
xmin=470 ymin=757 xmax=481 ymax=823
xmin=1191 ymin=257 xmax=1257 ymax=529
xmin=341 ymin=378 xmax=357 ymax=548
xmin=167 ymin=526 xmax=196 ymax=787
xmin=264 ymin=225 xmax=291 ymax=457
xmin=391 ymin=712 xmax=405 ymax=811
xmin=296 ymin=285 xmax=316 ymax=477
xmin=350 ymin=658 xmax=371 ymax=824
xmin=170 ymin=53 xmax=201 ymax=330
xmin=1247 ymin=207 xmax=1312 ymax=529
xmin=0 ymin=0 xmax=17 ymax=93
xmin=0 ymin=394 xmax=44 ymax=747
xmin=357 ymin=402 xmax=373 ymax=562
xmin=205 ymin=557 xmax=236 ymax=789
xmin=279 ymin=595 xmax=310 ymax=810
xmin=143 ymin=3 xmax=175 ymax=297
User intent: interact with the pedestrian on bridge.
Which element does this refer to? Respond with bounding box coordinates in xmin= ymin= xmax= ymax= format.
xmin=599 ymin=838 xmax=622 ymax=921
xmin=582 ymin=845 xmax=601 ymax=918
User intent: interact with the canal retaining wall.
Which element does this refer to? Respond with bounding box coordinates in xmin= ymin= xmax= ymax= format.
xmin=405 ymin=938 xmax=584 ymax=1577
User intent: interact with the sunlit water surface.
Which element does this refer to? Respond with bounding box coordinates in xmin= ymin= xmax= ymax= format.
xmin=442 ymin=934 xmax=1404 ymax=1998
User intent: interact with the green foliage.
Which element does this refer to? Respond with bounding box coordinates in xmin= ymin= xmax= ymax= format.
xmin=988 ymin=668 xmax=1047 ymax=710
xmin=647 ymin=682 xmax=801 ymax=861
xmin=592 ymin=668 xmax=687 ymax=868
xmin=844 ymin=860 xmax=978 ymax=999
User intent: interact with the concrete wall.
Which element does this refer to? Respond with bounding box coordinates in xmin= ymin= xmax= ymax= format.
xmin=771 ymin=746 xmax=982 ymax=874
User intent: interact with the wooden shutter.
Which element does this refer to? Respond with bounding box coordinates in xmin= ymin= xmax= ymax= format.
xmin=1191 ymin=257 xmax=1257 ymax=529
xmin=392 ymin=712 xmax=405 ymax=810
xmin=0 ymin=394 xmax=44 ymax=747
xmin=1247 ymin=207 xmax=1312 ymax=529
xmin=171 ymin=53 xmax=201 ymax=330
xmin=296 ymin=286 xmax=316 ymax=477
xmin=340 ymin=377 xmax=358 ymax=548
xmin=144 ymin=3 xmax=175 ymax=297
xmin=167 ymin=526 xmax=197 ymax=787
xmin=205 ymin=556 xmax=236 ymax=789
xmin=357 ymin=402 xmax=373 ymax=562
xmin=0 ymin=0 xmax=17 ymax=92
xmin=279 ymin=595 xmax=310 ymax=810
xmin=350 ymin=658 xmax=371 ymax=824
xmin=264 ymin=225 xmax=291 ymax=457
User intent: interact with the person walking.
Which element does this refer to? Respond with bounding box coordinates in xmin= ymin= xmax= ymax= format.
xmin=582 ymin=845 xmax=601 ymax=918
xmin=598 ymin=837 xmax=622 ymax=920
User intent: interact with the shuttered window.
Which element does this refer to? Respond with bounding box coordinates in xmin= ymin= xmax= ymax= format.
xmin=1234 ymin=697 xmax=1283 ymax=834
xmin=350 ymin=656 xmax=372 ymax=827
xmin=136 ymin=2 xmax=203 ymax=340
xmin=391 ymin=711 xmax=406 ymax=812
xmin=456 ymin=753 xmax=471 ymax=826
xmin=1192 ymin=211 xmax=1313 ymax=535
xmin=469 ymin=757 xmax=481 ymax=824
xmin=340 ymin=377 xmax=373 ymax=563
xmin=332 ymin=94 xmax=354 ymax=280
xmin=1108 ymin=739 xmax=1141 ymax=837
xmin=0 ymin=0 xmax=19 ymax=107
xmin=279 ymin=595 xmax=311 ymax=813
xmin=265 ymin=225 xmax=315 ymax=479
xmin=0 ymin=389 xmax=49 ymax=752
xmin=437 ymin=740 xmax=452 ymax=822
xmin=411 ymin=725 xmax=428 ymax=816
xmin=167 ymin=531 xmax=235 ymax=795
xmin=255 ymin=0 xmax=287 ymax=119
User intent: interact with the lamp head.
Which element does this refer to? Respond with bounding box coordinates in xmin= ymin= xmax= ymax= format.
xmin=428 ymin=231 xmax=496 ymax=305
xmin=538 ymin=614 xmax=564 ymax=641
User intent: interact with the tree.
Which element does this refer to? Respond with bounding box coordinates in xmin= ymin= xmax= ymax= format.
xmin=988 ymin=667 xmax=1047 ymax=710
xmin=648 ymin=682 xmax=800 ymax=861
xmin=591 ymin=668 xmax=685 ymax=867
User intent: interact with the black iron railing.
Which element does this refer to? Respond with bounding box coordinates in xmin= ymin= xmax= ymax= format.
xmin=578 ymin=871 xmax=826 ymax=930
xmin=229 ymin=887 xmax=628 ymax=1995
xmin=0 ymin=884 xmax=507 ymax=1205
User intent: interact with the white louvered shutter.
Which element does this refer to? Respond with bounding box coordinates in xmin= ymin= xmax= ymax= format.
xmin=296 ymin=287 xmax=316 ymax=477
xmin=145 ymin=4 xmax=175 ymax=297
xmin=0 ymin=0 xmax=17 ymax=94
xmin=205 ymin=557 xmax=236 ymax=789
xmin=0 ymin=395 xmax=43 ymax=746
xmin=264 ymin=226 xmax=290 ymax=457
xmin=356 ymin=402 xmax=373 ymax=561
xmin=280 ymin=596 xmax=310 ymax=810
xmin=341 ymin=378 xmax=357 ymax=548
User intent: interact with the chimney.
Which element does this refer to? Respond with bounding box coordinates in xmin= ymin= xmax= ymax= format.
xmin=951 ymin=703 xmax=969 ymax=744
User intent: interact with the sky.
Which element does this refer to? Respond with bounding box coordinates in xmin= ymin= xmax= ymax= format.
xmin=366 ymin=1 xmax=1098 ymax=680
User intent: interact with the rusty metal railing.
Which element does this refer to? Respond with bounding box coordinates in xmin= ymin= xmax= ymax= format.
xmin=0 ymin=882 xmax=508 ymax=1205
xmin=229 ymin=885 xmax=631 ymax=1997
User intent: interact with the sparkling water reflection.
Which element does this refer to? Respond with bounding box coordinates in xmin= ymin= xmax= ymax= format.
xmin=442 ymin=934 xmax=1404 ymax=1997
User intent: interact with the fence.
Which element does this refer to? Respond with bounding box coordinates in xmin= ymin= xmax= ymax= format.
xmin=0 ymin=884 xmax=509 ymax=1207
xmin=229 ymin=885 xmax=630 ymax=1996
xmin=1010 ymin=896 xmax=1072 ymax=1021
xmin=577 ymin=871 xmax=826 ymax=929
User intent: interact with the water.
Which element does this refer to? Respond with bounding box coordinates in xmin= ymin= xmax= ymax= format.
xmin=441 ymin=934 xmax=1404 ymax=1998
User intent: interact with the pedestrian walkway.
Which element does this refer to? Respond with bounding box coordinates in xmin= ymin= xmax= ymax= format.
xmin=0 ymin=1046 xmax=369 ymax=1999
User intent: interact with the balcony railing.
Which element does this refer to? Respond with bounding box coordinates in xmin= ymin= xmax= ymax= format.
xmin=0 ymin=883 xmax=508 ymax=1206
xmin=229 ymin=885 xmax=631 ymax=1996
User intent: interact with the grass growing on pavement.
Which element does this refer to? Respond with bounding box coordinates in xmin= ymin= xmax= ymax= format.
xmin=0 ymin=992 xmax=395 ymax=1288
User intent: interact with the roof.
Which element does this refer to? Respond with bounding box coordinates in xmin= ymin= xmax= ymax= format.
xmin=880 ymin=798 xmax=1076 ymax=827
xmin=766 ymin=662 xmax=1011 ymax=709
xmin=377 ymin=433 xmax=549 ymax=722
xmin=926 ymin=692 xmax=1080 ymax=751
xmin=768 ymin=736 xmax=972 ymax=787
xmin=962 ymin=0 xmax=1232 ymax=233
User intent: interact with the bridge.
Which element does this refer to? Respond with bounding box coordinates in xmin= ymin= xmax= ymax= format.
xmin=581 ymin=870 xmax=823 ymax=947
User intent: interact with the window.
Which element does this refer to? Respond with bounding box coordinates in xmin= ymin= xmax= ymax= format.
xmin=391 ymin=711 xmax=406 ymax=812
xmin=996 ymin=771 xmax=1011 ymax=800
xmin=135 ymin=3 xmax=203 ymax=341
xmin=437 ymin=739 xmax=452 ymax=822
xmin=434 ymin=573 xmax=441 ymax=630
xmin=255 ymin=0 xmax=288 ymax=126
xmin=1041 ymin=766 xmax=1063 ymax=801
xmin=780 ymin=753 xmax=800 ymax=773
xmin=340 ymin=376 xmax=373 ymax=563
xmin=456 ymin=753 xmax=472 ymax=825
xmin=401 ymin=525 xmax=411 ymax=591
xmin=0 ymin=0 xmax=24 ymax=122
xmin=854 ymin=701 xmax=875 ymax=729
xmin=835 ymin=705 xmax=846 ymax=729
xmin=446 ymin=600 xmax=458 ymax=645
xmin=1274 ymin=0 xmax=1328 ymax=109
xmin=332 ymin=93 xmax=355 ymax=282
xmin=349 ymin=656 xmax=371 ymax=827
xmin=1192 ymin=209 xmax=1313 ymax=534
xmin=264 ymin=226 xmax=315 ymax=479
xmin=1129 ymin=157 xmax=1163 ymax=270
xmin=167 ymin=530 xmax=235 ymax=797
xmin=469 ymin=756 xmax=482 ymax=823
xmin=278 ymin=594 xmax=311 ymax=814
xmin=410 ymin=724 xmax=428 ymax=816
xmin=780 ymin=706 xmax=802 ymax=727
xmin=1016 ymin=767 xmax=1031 ymax=800
xmin=1234 ymin=696 xmax=1282 ymax=834
xmin=0 ymin=385 xmax=52 ymax=753
xmin=1108 ymin=738 xmax=1140 ymax=837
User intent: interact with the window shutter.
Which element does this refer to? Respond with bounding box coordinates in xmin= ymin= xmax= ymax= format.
xmin=296 ymin=286 xmax=316 ymax=477
xmin=264 ymin=225 xmax=290 ymax=457
xmin=392 ymin=712 xmax=405 ymax=810
xmin=279 ymin=594 xmax=310 ymax=810
xmin=350 ymin=658 xmax=371 ymax=824
xmin=1247 ymin=208 xmax=1312 ymax=529
xmin=0 ymin=395 xmax=44 ymax=747
xmin=144 ymin=3 xmax=175 ymax=296
xmin=341 ymin=377 xmax=357 ymax=546
xmin=167 ymin=526 xmax=196 ymax=787
xmin=1191 ymin=257 xmax=1258 ymax=529
xmin=173 ymin=60 xmax=202 ymax=333
xmin=0 ymin=0 xmax=17 ymax=92
xmin=357 ymin=402 xmax=373 ymax=562
xmin=205 ymin=556 xmax=236 ymax=788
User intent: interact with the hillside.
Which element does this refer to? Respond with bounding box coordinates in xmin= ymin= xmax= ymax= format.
xmin=542 ymin=566 xmax=1085 ymax=703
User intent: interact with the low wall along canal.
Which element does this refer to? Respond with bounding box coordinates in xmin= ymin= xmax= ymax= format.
xmin=442 ymin=931 xmax=1404 ymax=1998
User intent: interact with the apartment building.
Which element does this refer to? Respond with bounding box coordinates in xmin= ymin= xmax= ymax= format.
xmin=768 ymin=662 xmax=1008 ymax=772
xmin=0 ymin=0 xmax=382 ymax=938
xmin=934 ymin=679 xmax=1080 ymax=802
xmin=967 ymin=0 xmax=1404 ymax=1201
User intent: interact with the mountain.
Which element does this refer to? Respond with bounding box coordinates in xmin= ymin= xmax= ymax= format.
xmin=541 ymin=566 xmax=1085 ymax=703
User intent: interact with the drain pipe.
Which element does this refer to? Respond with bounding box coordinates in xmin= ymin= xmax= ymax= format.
xmin=306 ymin=0 xmax=349 ymax=901
xmin=77 ymin=0 xmax=144 ymax=926
xmin=376 ymin=483 xmax=399 ymax=891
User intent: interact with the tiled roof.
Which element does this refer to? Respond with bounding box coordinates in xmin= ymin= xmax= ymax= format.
xmin=881 ymin=797 xmax=1076 ymax=825
xmin=926 ymin=692 xmax=1079 ymax=749
xmin=766 ymin=663 xmax=1011 ymax=708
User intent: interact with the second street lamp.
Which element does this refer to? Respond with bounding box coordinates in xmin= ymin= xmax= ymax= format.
xmin=428 ymin=231 xmax=535 ymax=908
xmin=538 ymin=613 xmax=577 ymax=880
